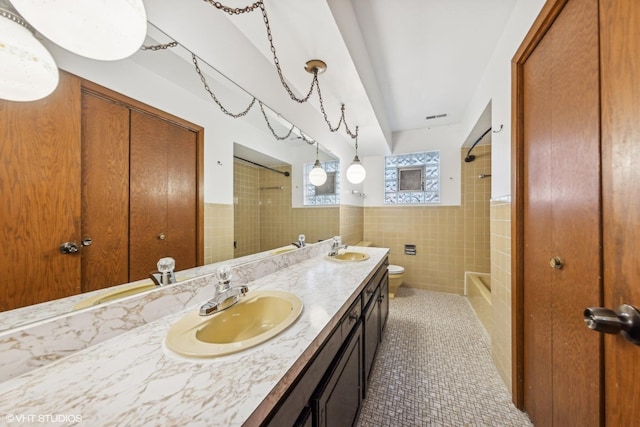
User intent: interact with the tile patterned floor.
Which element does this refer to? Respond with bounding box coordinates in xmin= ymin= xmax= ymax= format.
xmin=356 ymin=287 xmax=532 ymax=427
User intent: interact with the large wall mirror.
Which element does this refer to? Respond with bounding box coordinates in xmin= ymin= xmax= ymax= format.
xmin=0 ymin=20 xmax=339 ymax=331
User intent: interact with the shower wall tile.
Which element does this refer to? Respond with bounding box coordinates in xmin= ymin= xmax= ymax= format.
xmin=204 ymin=203 xmax=234 ymax=264
xmin=258 ymin=165 xmax=291 ymax=251
xmin=234 ymin=161 xmax=261 ymax=257
xmin=490 ymin=198 xmax=512 ymax=393
xmin=232 ymin=162 xmax=339 ymax=254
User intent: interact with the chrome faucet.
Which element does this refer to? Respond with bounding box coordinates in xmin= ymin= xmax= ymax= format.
xmin=149 ymin=257 xmax=176 ymax=287
xmin=328 ymin=236 xmax=348 ymax=256
xmin=292 ymin=234 xmax=306 ymax=248
xmin=199 ymin=266 xmax=248 ymax=316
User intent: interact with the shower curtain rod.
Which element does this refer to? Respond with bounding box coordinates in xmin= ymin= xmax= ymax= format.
xmin=233 ymin=156 xmax=290 ymax=177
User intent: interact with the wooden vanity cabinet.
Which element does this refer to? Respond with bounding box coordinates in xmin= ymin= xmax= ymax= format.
xmin=263 ymin=257 xmax=389 ymax=427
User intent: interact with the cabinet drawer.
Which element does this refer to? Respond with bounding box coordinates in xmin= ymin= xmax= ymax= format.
xmin=341 ymin=297 xmax=362 ymax=340
xmin=363 ymin=259 xmax=388 ymax=307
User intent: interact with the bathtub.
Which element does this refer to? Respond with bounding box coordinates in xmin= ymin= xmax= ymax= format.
xmin=464 ymin=272 xmax=492 ymax=334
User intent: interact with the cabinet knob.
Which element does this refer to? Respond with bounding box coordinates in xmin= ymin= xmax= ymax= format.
xmin=549 ymin=256 xmax=563 ymax=269
xmin=157 ymin=232 xmax=166 ymax=241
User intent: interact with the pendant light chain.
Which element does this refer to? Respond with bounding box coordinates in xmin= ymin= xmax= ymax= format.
xmin=142 ymin=1 xmax=361 ymax=142
xmin=354 ymin=126 xmax=360 ymax=153
xmin=259 ymin=100 xmax=295 ymax=140
xmin=201 ymin=0 xmax=360 ymax=140
xmin=140 ymin=41 xmax=178 ymax=51
xmin=192 ymin=54 xmax=257 ymax=118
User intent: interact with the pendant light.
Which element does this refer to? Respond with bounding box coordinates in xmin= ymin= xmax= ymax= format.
xmin=0 ymin=0 xmax=58 ymax=101
xmin=11 ymin=0 xmax=147 ymax=61
xmin=309 ymin=142 xmax=327 ymax=186
xmin=346 ymin=127 xmax=366 ymax=184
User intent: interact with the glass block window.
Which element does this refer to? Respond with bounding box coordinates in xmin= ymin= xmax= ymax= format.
xmin=304 ymin=160 xmax=340 ymax=205
xmin=384 ymin=151 xmax=440 ymax=204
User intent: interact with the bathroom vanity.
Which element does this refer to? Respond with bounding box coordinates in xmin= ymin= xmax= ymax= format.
xmin=263 ymin=254 xmax=389 ymax=426
xmin=0 ymin=244 xmax=389 ymax=426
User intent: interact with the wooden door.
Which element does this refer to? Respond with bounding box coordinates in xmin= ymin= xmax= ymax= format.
xmin=521 ymin=0 xmax=601 ymax=424
xmin=0 ymin=72 xmax=82 ymax=311
xmin=129 ymin=110 xmax=198 ymax=281
xmin=81 ymin=91 xmax=130 ymax=292
xmin=600 ymin=0 xmax=640 ymax=424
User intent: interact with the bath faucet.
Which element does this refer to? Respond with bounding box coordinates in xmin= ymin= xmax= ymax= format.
xmin=149 ymin=257 xmax=176 ymax=287
xmin=199 ymin=267 xmax=248 ymax=316
xmin=328 ymin=236 xmax=348 ymax=256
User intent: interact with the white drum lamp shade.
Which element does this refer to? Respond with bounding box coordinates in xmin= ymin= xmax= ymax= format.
xmin=12 ymin=0 xmax=147 ymax=61
xmin=0 ymin=3 xmax=58 ymax=101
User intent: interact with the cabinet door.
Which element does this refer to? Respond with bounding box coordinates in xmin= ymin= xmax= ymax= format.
xmin=314 ymin=323 xmax=363 ymax=427
xmin=0 ymin=71 xmax=82 ymax=310
xmin=363 ymin=287 xmax=380 ymax=397
xmin=129 ymin=111 xmax=198 ymax=280
xmin=380 ymin=276 xmax=389 ymax=333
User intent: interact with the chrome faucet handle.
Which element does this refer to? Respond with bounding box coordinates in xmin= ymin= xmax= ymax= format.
xmin=328 ymin=236 xmax=344 ymax=255
xmin=298 ymin=234 xmax=306 ymax=247
xmin=151 ymin=257 xmax=176 ymax=286
xmin=215 ymin=266 xmax=232 ymax=284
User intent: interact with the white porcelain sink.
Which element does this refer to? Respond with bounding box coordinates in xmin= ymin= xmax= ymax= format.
xmin=166 ymin=290 xmax=303 ymax=358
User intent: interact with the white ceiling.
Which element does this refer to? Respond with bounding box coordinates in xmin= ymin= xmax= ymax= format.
xmin=143 ymin=0 xmax=517 ymax=157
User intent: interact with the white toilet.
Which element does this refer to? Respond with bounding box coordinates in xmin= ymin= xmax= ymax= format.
xmin=387 ymin=264 xmax=405 ymax=298
xmin=355 ymin=241 xmax=405 ymax=298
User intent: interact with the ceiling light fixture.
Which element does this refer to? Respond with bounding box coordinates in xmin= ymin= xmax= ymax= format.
xmin=11 ymin=0 xmax=147 ymax=61
xmin=308 ymin=142 xmax=327 ymax=186
xmin=346 ymin=126 xmax=366 ymax=184
xmin=0 ymin=0 xmax=58 ymax=101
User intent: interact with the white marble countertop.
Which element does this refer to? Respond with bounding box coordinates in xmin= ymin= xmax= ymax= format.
xmin=0 ymin=247 xmax=388 ymax=426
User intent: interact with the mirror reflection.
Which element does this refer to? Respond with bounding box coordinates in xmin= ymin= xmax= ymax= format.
xmin=0 ymin=24 xmax=338 ymax=331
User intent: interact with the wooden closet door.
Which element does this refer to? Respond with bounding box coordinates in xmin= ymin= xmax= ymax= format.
xmin=81 ymin=91 xmax=130 ymax=292
xmin=129 ymin=111 xmax=198 ymax=280
xmin=0 ymin=72 xmax=82 ymax=311
xmin=522 ymin=0 xmax=601 ymax=425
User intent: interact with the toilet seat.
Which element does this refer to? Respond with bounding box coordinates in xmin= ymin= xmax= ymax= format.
xmin=388 ymin=264 xmax=404 ymax=274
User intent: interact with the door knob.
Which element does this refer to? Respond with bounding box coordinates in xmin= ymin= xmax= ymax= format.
xmin=59 ymin=241 xmax=79 ymax=254
xmin=584 ymin=304 xmax=640 ymax=346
